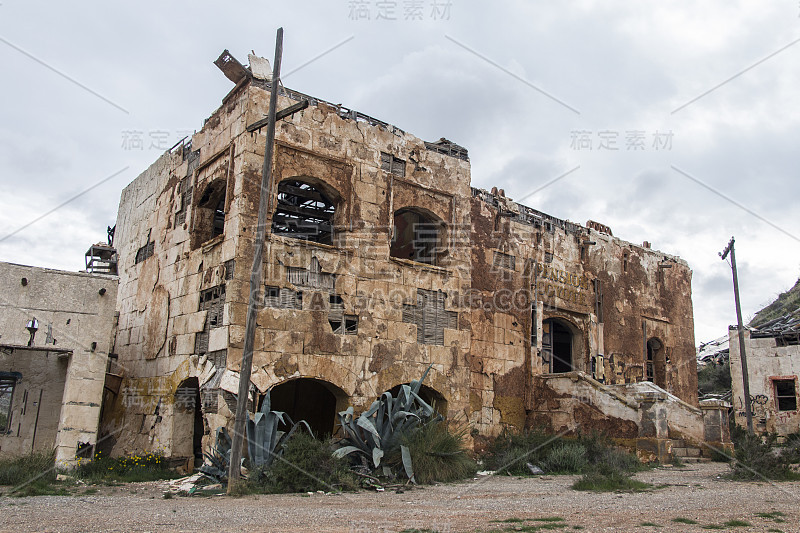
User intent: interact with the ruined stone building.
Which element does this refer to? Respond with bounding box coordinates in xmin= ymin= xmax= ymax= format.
xmin=103 ymin=51 xmax=727 ymax=466
xmin=0 ymin=262 xmax=118 ymax=465
xmin=729 ymin=316 xmax=800 ymax=437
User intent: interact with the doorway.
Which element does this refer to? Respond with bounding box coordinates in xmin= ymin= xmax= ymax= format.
xmin=265 ymin=378 xmax=346 ymax=438
xmin=646 ymin=338 xmax=666 ymax=388
xmin=542 ymin=319 xmax=574 ymax=373
xmin=173 ymin=377 xmax=204 ymax=469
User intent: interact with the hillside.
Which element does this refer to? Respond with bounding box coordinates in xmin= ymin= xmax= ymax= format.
xmin=749 ymin=277 xmax=800 ymax=328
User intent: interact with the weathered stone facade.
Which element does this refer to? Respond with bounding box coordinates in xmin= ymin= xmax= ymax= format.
xmin=730 ymin=327 xmax=800 ymax=437
xmin=0 ymin=262 xmax=118 ymax=465
xmin=105 ymin=70 xmax=700 ymax=464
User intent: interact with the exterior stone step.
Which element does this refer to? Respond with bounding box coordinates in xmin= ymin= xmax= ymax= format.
xmin=680 ymin=456 xmax=711 ymax=463
xmin=673 ymin=446 xmax=702 ymax=458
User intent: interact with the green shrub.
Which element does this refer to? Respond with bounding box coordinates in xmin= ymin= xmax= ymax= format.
xmin=594 ymin=447 xmax=641 ymax=473
xmin=484 ymin=429 xmax=560 ymax=475
xmin=541 ymin=442 xmax=588 ymax=474
xmin=484 ymin=429 xmax=641 ymax=479
xmin=727 ymin=430 xmax=800 ymax=481
xmin=781 ymin=433 xmax=800 ymax=463
xmin=75 ymin=451 xmax=178 ymax=483
xmin=0 ymin=450 xmax=56 ymax=486
xmin=572 ymin=470 xmax=650 ymax=492
xmin=399 ymin=420 xmax=476 ymax=484
xmin=247 ymin=433 xmax=357 ymax=494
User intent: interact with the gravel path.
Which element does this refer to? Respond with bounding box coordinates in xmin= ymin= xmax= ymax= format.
xmin=1 ymin=462 xmax=798 ymax=532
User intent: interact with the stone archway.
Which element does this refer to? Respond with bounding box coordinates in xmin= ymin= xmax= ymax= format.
xmin=262 ymin=378 xmax=348 ymax=438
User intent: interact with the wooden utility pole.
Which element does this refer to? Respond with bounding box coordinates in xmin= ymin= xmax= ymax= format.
xmin=720 ymin=236 xmax=754 ymax=435
xmin=228 ymin=28 xmax=284 ymax=490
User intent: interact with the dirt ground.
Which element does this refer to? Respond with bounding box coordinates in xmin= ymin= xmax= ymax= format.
xmin=1 ymin=462 xmax=798 ymax=532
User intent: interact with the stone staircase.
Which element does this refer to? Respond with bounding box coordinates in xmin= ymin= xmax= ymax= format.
xmin=669 ymin=439 xmax=710 ymax=463
xmin=532 ymin=372 xmax=732 ymax=463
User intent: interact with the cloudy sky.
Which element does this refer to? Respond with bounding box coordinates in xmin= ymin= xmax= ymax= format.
xmin=0 ymin=1 xmax=798 ymax=344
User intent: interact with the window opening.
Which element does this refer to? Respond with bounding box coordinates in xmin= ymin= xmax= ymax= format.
xmin=775 ymin=379 xmax=797 ymax=411
xmin=213 ymin=197 xmax=225 ymax=237
xmin=0 ymin=374 xmax=16 ymax=433
xmin=380 ymin=152 xmax=406 ymax=177
xmin=390 ymin=209 xmax=441 ymax=265
xmin=135 ymin=236 xmax=154 ymax=265
xmin=272 ymin=180 xmax=335 ymax=244
xmin=287 ymin=257 xmax=335 ymax=291
xmin=193 ymin=180 xmax=227 ymax=246
xmin=264 ymin=285 xmax=302 ymax=309
xmin=195 ymin=285 xmax=226 ymax=354
xmin=402 ymin=289 xmax=457 ymax=345
xmin=175 ymin=177 xmax=193 ymax=226
xmin=493 ymin=251 xmax=516 ymax=271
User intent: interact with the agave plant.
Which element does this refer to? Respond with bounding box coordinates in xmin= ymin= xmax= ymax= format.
xmin=246 ymin=388 xmax=312 ymax=469
xmin=333 ymin=365 xmax=441 ymax=483
xmin=199 ymin=427 xmax=233 ymax=483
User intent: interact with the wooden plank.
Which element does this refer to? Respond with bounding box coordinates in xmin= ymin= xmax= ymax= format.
xmin=229 ymin=28 xmax=283 ymax=488
xmin=247 ymin=100 xmax=309 ymax=132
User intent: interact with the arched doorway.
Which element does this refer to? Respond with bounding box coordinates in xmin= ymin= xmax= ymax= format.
xmin=387 ymin=383 xmax=448 ymax=417
xmin=542 ymin=318 xmax=575 ymax=373
xmin=262 ymin=378 xmax=347 ymax=438
xmin=646 ymin=338 xmax=666 ymax=388
xmin=173 ymin=377 xmax=204 ymax=469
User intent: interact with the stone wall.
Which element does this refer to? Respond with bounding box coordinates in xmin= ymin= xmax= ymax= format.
xmin=0 ymin=262 xmax=118 ymax=464
xmin=730 ymin=328 xmax=800 ymax=436
xmin=107 ymin=76 xmax=698 ymax=460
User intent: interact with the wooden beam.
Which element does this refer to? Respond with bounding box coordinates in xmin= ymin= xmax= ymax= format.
xmin=247 ymin=100 xmax=309 ymax=132
xmin=229 ymin=28 xmax=283 ymax=490
xmin=274 ymin=202 xmax=334 ymax=221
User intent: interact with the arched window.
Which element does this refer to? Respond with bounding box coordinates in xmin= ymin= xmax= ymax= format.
xmin=272 ymin=179 xmax=336 ymax=245
xmin=192 ymin=179 xmax=227 ymax=247
xmin=390 ymin=208 xmax=443 ymax=265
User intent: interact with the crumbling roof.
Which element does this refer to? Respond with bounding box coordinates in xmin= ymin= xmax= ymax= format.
xmin=696 ymin=335 xmax=729 ymax=364
xmin=214 ymin=49 xmax=468 ymax=162
xmin=751 ymin=306 xmax=800 ymax=340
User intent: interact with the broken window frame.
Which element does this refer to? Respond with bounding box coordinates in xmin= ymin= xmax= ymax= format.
xmin=0 ymin=374 xmax=17 ymax=433
xmin=493 ymin=251 xmax=516 ymax=271
xmin=286 ymin=257 xmax=335 ymax=292
xmin=330 ymin=314 xmax=358 ymax=335
xmin=380 ymin=152 xmax=406 ymax=177
xmin=264 ymin=285 xmax=303 ymax=309
xmin=402 ymin=289 xmax=458 ymax=345
xmin=134 ymin=240 xmax=154 ymax=265
xmin=195 ymin=285 xmax=226 ymax=355
xmin=774 ymin=379 xmax=798 ymax=411
xmin=271 ymin=179 xmax=337 ymax=245
xmin=175 ymin=176 xmax=194 ymax=226
xmin=200 ymin=350 xmax=227 ymax=414
xmin=224 ymin=259 xmax=235 ymax=280
xmin=390 ymin=208 xmax=444 ymax=266
xmin=192 ymin=179 xmax=228 ymax=247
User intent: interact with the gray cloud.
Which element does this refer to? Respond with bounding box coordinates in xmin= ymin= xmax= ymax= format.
xmin=0 ymin=0 xmax=797 ymax=343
